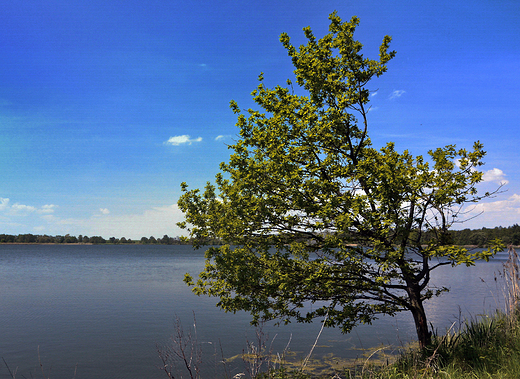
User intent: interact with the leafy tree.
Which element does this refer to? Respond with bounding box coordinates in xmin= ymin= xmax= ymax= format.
xmin=178 ymin=12 xmax=502 ymax=349
xmin=0 ymin=234 xmax=15 ymax=243
xmin=37 ymin=234 xmax=53 ymax=244
xmin=64 ymin=234 xmax=78 ymax=243
xmin=161 ymin=234 xmax=173 ymax=245
xmin=89 ymin=236 xmax=106 ymax=244
xmin=16 ymin=234 xmax=37 ymax=243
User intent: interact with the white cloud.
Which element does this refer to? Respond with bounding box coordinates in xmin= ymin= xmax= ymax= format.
xmin=0 ymin=198 xmax=10 ymax=211
xmin=99 ymin=208 xmax=110 ymax=215
xmin=482 ymin=168 xmax=509 ymax=185
xmin=0 ymin=199 xmax=59 ymax=234
xmin=389 ymin=90 xmax=406 ymax=100
xmin=456 ymin=193 xmax=520 ymax=229
xmin=464 ymin=194 xmax=519 ymax=220
xmin=0 ymin=200 xmax=57 ymax=215
xmin=371 ymin=91 xmax=378 ymax=97
xmin=472 ymin=194 xmax=520 ymax=214
xmin=41 ymin=214 xmax=56 ymax=222
xmin=10 ymin=203 xmax=36 ymax=214
xmin=216 ymin=135 xmax=232 ymax=141
xmin=37 ymin=204 xmax=57 ymax=214
xmin=165 ymin=135 xmax=202 ymax=146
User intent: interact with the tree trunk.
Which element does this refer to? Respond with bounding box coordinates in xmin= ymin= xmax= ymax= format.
xmin=407 ymin=286 xmax=431 ymax=349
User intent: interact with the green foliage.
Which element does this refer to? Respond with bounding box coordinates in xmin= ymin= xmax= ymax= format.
xmin=178 ymin=12 xmax=502 ymax=349
xmin=449 ymin=224 xmax=520 ymax=247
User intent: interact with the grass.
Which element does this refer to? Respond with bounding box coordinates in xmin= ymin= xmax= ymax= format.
xmin=379 ymin=310 xmax=520 ymax=379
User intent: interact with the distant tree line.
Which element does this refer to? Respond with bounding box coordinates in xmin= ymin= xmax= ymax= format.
xmin=0 ymin=226 xmax=518 ymax=246
xmin=407 ymin=224 xmax=517 ymax=247
xmin=448 ymin=224 xmax=520 ymax=247
xmin=0 ymin=234 xmax=189 ymax=245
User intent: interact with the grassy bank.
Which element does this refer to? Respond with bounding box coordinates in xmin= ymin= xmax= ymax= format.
xmin=353 ymin=310 xmax=520 ymax=379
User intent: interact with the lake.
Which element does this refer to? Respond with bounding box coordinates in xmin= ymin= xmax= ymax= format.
xmin=0 ymin=244 xmax=511 ymax=379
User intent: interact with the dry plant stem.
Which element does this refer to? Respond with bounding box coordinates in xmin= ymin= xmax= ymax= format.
xmin=504 ymin=246 xmax=520 ymax=315
xmin=360 ymin=346 xmax=385 ymax=377
xmin=301 ymin=311 xmax=328 ymax=372
xmin=2 ymin=357 xmax=17 ymax=379
xmin=2 ymin=352 xmax=76 ymax=379
xmin=243 ymin=324 xmax=269 ymax=379
xmin=419 ymin=321 xmax=457 ymax=378
xmin=38 ymin=346 xmax=52 ymax=379
xmin=157 ymin=314 xmax=202 ymax=379
xmin=241 ymin=323 xmax=295 ymax=379
xmin=278 ymin=333 xmax=292 ymax=365
xmin=218 ymin=339 xmax=231 ymax=379
xmin=158 ymin=347 xmax=175 ymax=379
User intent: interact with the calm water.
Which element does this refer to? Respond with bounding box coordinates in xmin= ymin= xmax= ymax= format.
xmin=0 ymin=244 xmax=510 ymax=379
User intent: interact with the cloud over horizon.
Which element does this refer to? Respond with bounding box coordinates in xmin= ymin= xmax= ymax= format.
xmin=79 ymin=204 xmax=186 ymax=239
xmin=0 ymin=198 xmax=57 ymax=216
xmin=0 ymin=195 xmax=187 ymax=239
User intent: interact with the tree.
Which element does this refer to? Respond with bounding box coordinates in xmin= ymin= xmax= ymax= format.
xmin=178 ymin=12 xmax=503 ymax=349
xmin=89 ymin=236 xmax=106 ymax=244
xmin=64 ymin=234 xmax=78 ymax=243
xmin=161 ymin=234 xmax=173 ymax=245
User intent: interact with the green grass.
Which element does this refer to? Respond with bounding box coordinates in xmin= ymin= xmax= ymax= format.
xmin=384 ymin=311 xmax=520 ymax=379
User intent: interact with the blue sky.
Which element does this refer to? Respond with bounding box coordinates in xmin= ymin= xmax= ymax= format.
xmin=0 ymin=1 xmax=518 ymax=239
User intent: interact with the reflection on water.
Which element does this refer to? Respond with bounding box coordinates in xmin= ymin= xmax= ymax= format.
xmin=0 ymin=245 xmax=509 ymax=379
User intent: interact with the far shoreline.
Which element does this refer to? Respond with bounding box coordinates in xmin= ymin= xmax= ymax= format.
xmin=0 ymin=242 xmax=518 ymax=249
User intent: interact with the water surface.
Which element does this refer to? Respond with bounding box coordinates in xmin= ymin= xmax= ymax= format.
xmin=0 ymin=245 xmax=509 ymax=378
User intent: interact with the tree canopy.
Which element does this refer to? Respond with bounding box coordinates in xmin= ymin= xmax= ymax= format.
xmin=178 ymin=12 xmax=503 ymax=349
